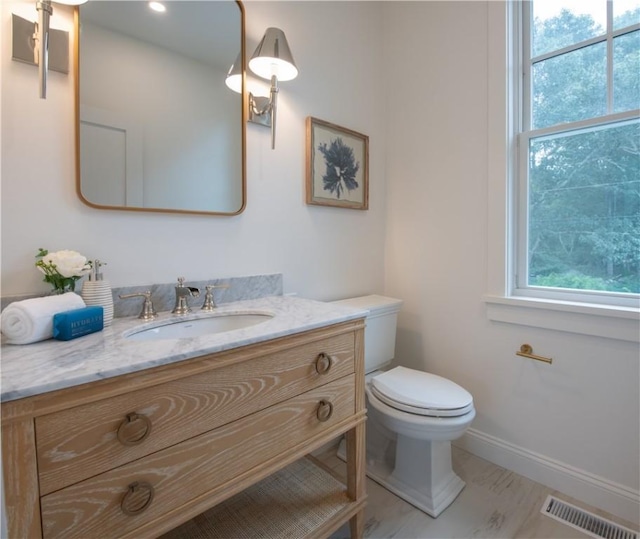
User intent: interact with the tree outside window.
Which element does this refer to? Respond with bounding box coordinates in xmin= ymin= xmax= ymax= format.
xmin=519 ymin=1 xmax=640 ymax=298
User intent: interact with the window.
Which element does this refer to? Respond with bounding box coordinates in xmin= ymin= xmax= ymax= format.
xmin=515 ymin=0 xmax=640 ymax=307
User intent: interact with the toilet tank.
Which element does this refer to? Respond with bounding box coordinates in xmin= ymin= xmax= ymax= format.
xmin=331 ymin=295 xmax=403 ymax=374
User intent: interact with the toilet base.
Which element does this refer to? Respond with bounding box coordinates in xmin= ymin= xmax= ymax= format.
xmin=375 ymin=457 xmax=466 ymax=518
xmin=337 ymin=434 xmax=466 ymax=518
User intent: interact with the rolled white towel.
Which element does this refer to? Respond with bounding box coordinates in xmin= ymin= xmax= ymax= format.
xmin=1 ymin=292 xmax=86 ymax=345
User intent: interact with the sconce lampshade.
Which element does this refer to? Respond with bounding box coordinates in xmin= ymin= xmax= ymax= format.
xmin=249 ymin=27 xmax=298 ymax=82
xmin=225 ymin=52 xmax=242 ymax=93
xmin=54 ymin=0 xmax=88 ymax=4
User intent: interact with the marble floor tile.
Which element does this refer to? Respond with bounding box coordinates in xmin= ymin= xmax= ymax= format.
xmin=320 ymin=445 xmax=638 ymax=539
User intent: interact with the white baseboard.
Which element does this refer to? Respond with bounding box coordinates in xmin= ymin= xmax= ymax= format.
xmin=454 ymin=428 xmax=640 ymax=525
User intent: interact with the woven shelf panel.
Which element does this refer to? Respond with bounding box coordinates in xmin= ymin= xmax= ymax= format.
xmin=161 ymin=457 xmax=349 ymax=539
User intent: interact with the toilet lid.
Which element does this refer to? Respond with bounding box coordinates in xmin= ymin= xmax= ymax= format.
xmin=371 ymin=366 xmax=474 ymax=418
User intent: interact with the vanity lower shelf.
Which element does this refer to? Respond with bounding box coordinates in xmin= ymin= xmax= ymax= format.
xmin=161 ymin=456 xmax=365 ymax=539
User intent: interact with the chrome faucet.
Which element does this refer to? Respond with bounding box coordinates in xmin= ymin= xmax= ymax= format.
xmin=172 ymin=277 xmax=200 ymax=315
xmin=118 ymin=291 xmax=158 ymax=320
xmin=201 ymin=284 xmax=230 ymax=311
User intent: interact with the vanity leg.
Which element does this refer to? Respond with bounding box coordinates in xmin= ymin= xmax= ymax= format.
xmin=2 ymin=419 xmax=42 ymax=539
xmin=346 ymin=422 xmax=366 ymax=539
xmin=349 ymin=510 xmax=365 ymax=539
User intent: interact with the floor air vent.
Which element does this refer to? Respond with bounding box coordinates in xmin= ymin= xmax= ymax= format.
xmin=541 ymin=495 xmax=638 ymax=539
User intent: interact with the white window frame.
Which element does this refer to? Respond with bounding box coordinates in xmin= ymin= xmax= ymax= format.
xmin=483 ymin=1 xmax=639 ymax=343
xmin=517 ymin=0 xmax=640 ymax=309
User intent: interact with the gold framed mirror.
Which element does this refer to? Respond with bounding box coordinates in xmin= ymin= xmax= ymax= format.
xmin=75 ymin=0 xmax=246 ymax=216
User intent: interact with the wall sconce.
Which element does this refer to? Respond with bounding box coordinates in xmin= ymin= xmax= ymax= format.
xmin=226 ymin=27 xmax=298 ymax=149
xmin=225 ymin=52 xmax=243 ymax=94
xmin=11 ymin=0 xmax=87 ymax=99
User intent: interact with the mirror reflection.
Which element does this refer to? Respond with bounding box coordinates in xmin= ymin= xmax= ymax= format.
xmin=76 ymin=0 xmax=245 ymax=215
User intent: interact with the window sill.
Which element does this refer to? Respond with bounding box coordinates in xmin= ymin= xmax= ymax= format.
xmin=483 ymin=295 xmax=639 ymax=343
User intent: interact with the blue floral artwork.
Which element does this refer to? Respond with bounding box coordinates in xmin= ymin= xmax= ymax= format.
xmin=317 ymin=137 xmax=360 ymax=199
xmin=306 ymin=117 xmax=368 ymax=210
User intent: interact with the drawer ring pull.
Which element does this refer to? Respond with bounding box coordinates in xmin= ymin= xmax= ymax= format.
xmin=316 ymin=399 xmax=334 ymax=422
xmin=315 ymin=353 xmax=333 ymax=375
xmin=117 ymin=412 xmax=152 ymax=446
xmin=121 ymin=481 xmax=155 ymax=516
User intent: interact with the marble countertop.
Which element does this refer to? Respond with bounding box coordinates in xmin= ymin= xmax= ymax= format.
xmin=0 ymin=296 xmax=367 ymax=403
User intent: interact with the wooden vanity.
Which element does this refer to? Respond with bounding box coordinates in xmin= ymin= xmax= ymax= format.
xmin=2 ymin=317 xmax=366 ymax=538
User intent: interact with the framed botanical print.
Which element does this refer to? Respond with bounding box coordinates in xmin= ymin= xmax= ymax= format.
xmin=306 ymin=117 xmax=369 ymax=210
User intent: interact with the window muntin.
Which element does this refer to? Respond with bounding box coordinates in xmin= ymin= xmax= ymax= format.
xmin=613 ymin=30 xmax=640 ymax=112
xmin=517 ymin=1 xmax=640 ymax=305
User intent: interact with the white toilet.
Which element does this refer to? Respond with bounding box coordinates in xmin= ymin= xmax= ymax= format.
xmin=333 ymin=295 xmax=475 ymax=518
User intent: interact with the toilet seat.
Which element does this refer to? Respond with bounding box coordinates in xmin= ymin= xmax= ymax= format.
xmin=371 ymin=366 xmax=473 ymax=418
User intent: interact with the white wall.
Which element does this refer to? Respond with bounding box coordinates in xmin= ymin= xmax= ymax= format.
xmin=1 ymin=0 xmax=387 ymax=301
xmin=1 ymin=0 xmax=638 ymax=526
xmin=383 ymin=1 xmax=639 ymax=523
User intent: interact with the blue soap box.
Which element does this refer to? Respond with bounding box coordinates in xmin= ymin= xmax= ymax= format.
xmin=53 ymin=306 xmax=104 ymax=341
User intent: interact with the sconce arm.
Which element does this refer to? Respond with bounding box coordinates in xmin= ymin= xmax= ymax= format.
xmin=249 ymin=95 xmax=271 ymax=116
xmin=35 ymin=0 xmax=52 ymax=99
xmin=269 ymin=75 xmax=279 ymax=150
xmin=247 ymin=75 xmax=280 ymax=149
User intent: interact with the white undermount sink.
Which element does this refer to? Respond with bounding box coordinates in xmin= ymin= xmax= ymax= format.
xmin=125 ymin=313 xmax=273 ymax=342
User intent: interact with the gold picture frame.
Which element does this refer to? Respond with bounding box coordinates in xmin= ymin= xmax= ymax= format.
xmin=306 ymin=117 xmax=369 ymax=210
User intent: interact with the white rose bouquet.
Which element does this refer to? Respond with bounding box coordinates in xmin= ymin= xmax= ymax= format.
xmin=35 ymin=248 xmax=92 ymax=294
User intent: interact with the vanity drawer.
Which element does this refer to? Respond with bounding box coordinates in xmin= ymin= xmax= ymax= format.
xmin=40 ymin=374 xmax=355 ymax=539
xmin=35 ymin=332 xmax=355 ymax=495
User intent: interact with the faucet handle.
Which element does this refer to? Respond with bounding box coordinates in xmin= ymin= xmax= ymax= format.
xmin=118 ymin=291 xmax=158 ymax=320
xmin=201 ymin=284 xmax=230 ymax=311
xmin=176 ymin=277 xmax=185 ymax=287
